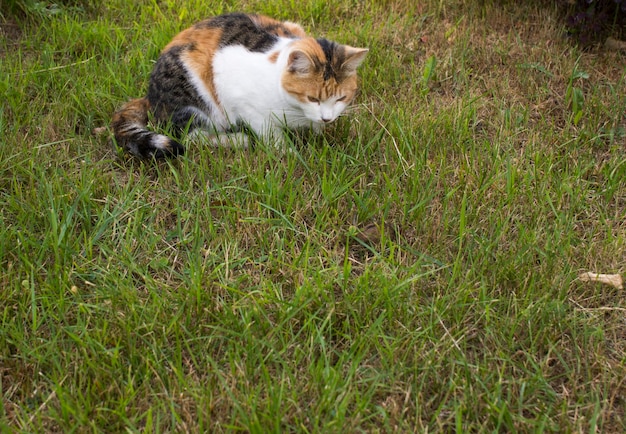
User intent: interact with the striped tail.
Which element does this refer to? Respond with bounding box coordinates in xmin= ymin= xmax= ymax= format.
xmin=111 ymin=98 xmax=184 ymax=158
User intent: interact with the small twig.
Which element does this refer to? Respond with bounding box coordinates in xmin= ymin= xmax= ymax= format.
xmin=28 ymin=390 xmax=56 ymax=424
xmin=575 ymin=306 xmax=626 ymax=313
xmin=437 ymin=316 xmax=462 ymax=352
xmin=569 ymin=297 xmax=626 ymax=313
xmin=27 ymin=373 xmax=67 ymax=426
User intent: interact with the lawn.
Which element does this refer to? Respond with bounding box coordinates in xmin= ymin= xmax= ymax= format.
xmin=1 ymin=0 xmax=626 ymax=432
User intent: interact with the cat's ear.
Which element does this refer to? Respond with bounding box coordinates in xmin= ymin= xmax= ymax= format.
xmin=341 ymin=47 xmax=368 ymax=75
xmin=288 ymin=50 xmax=314 ymax=74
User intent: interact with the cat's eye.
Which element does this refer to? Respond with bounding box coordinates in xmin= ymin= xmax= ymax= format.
xmin=307 ymin=96 xmax=320 ymax=103
xmin=337 ymin=96 xmax=347 ymax=102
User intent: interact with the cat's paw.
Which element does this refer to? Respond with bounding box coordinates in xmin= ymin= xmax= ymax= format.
xmin=149 ymin=138 xmax=185 ymax=158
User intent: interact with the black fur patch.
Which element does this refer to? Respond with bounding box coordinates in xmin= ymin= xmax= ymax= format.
xmin=147 ymin=44 xmax=208 ymax=131
xmin=204 ymin=13 xmax=279 ymax=53
xmin=316 ymin=38 xmax=339 ymax=81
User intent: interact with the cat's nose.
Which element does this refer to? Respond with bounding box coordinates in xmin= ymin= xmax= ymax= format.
xmin=321 ymin=117 xmax=332 ymax=123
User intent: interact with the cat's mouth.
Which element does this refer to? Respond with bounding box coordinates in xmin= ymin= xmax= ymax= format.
xmin=311 ymin=118 xmax=335 ymax=126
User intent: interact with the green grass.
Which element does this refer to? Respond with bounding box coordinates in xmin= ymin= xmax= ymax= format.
xmin=2 ymin=0 xmax=626 ymax=431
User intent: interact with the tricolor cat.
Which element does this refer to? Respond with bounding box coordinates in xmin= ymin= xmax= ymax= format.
xmin=112 ymin=13 xmax=368 ymax=158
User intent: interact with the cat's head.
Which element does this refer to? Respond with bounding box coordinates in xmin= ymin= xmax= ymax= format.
xmin=281 ymin=38 xmax=368 ymax=125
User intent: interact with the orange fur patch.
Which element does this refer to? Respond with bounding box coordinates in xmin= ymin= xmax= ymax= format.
xmin=112 ymin=97 xmax=150 ymax=128
xmin=169 ymin=27 xmax=223 ymax=106
xmin=268 ymin=51 xmax=279 ymax=63
xmin=281 ymin=21 xmax=307 ymax=38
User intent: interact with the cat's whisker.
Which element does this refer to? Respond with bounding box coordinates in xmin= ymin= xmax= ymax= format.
xmin=340 ymin=105 xmax=363 ymax=114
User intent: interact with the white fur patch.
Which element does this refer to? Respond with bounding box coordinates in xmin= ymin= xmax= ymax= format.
xmin=212 ymin=39 xmax=307 ymax=137
xmin=180 ymin=56 xmax=229 ymax=130
xmin=152 ymin=134 xmax=171 ymax=150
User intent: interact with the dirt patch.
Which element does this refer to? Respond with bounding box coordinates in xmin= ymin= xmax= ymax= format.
xmin=0 ymin=17 xmax=23 ymax=58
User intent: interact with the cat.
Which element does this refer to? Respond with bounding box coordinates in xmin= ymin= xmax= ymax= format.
xmin=112 ymin=12 xmax=368 ymax=158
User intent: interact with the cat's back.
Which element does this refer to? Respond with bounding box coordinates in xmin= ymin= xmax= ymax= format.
xmin=162 ymin=13 xmax=306 ymax=55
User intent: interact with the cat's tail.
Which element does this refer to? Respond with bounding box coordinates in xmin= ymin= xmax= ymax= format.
xmin=111 ymin=97 xmax=184 ymax=158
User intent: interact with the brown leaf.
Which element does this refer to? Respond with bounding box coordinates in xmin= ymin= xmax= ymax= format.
xmin=604 ymin=37 xmax=626 ymax=53
xmin=579 ymin=272 xmax=623 ymax=290
xmin=92 ymin=126 xmax=108 ymax=136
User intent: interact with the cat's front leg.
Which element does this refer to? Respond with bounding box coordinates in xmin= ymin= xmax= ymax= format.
xmin=187 ymin=128 xmax=250 ymax=148
xmin=266 ymin=128 xmax=288 ymax=150
xmin=247 ymin=121 xmax=289 ymax=151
